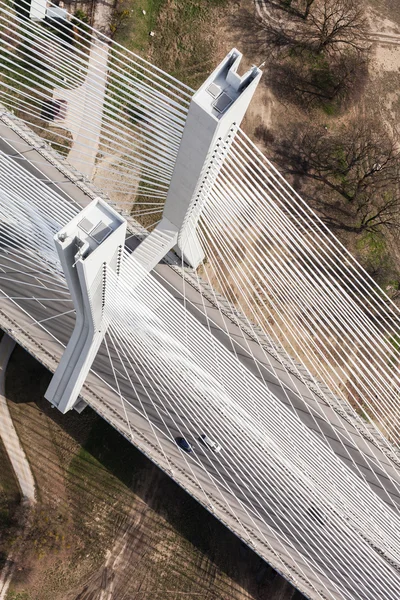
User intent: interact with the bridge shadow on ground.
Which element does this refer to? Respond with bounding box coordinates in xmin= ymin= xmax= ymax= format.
xmin=4 ymin=345 xmax=305 ymax=600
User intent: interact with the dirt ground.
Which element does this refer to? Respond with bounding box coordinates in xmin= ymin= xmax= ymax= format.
xmin=211 ymin=0 xmax=400 ymax=157
xmin=3 ymin=346 xmax=303 ymax=600
xmin=196 ymin=0 xmax=400 ymax=427
xmin=212 ymin=0 xmax=278 ymax=137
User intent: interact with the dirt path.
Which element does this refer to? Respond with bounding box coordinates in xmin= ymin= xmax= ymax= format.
xmin=92 ymin=0 xmax=115 ymax=34
xmin=67 ymin=467 xmax=214 ymax=600
xmin=71 ymin=498 xmax=150 ymax=600
xmin=54 ymin=38 xmax=109 ymax=179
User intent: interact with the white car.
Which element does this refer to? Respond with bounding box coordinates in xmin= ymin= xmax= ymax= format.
xmin=200 ymin=433 xmax=222 ymax=453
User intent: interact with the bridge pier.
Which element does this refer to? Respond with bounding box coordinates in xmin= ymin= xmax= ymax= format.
xmin=45 ymin=50 xmax=261 ymax=412
xmin=45 ymin=198 xmax=126 ymax=413
xmin=131 ymin=49 xmax=262 ymax=271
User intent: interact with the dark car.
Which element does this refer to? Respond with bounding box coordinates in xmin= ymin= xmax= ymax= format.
xmin=176 ymin=437 xmax=193 ymax=453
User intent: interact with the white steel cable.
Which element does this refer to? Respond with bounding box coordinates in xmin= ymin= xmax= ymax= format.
xmin=200 ymin=176 xmax=400 ymax=490
xmin=234 ymin=131 xmax=400 ymax=332
xmin=112 ymin=254 xmax=400 ymax=552
xmin=191 ymin=223 xmax=400 ymax=518
xmin=192 ymin=161 xmax=400 ymax=528
xmin=4 ymin=29 xmax=400 ymax=596
xmin=102 ymin=260 xmax=400 ymax=596
xmin=0 ymin=0 xmax=191 ymax=208
xmin=201 ymin=176 xmax=399 ymax=432
xmin=233 ymin=131 xmax=400 ymax=333
xmin=101 ymin=329 xmax=328 ymax=600
xmin=1 ymin=0 xmax=193 ymax=100
xmin=3 ymin=19 xmax=184 ymax=141
xmin=181 ymin=229 xmax=400 ymax=556
xmin=198 ymin=137 xmax=400 ymax=454
xmin=103 ymin=282 xmax=368 ymax=600
xmin=1 ymin=142 xmax=398 ymax=568
xmin=2 ymin=172 xmax=400 ymax=596
xmin=197 ymin=217 xmax=398 ymax=540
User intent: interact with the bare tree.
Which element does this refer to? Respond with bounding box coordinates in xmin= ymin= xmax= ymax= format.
xmin=269 ymin=49 xmax=367 ymax=107
xmin=260 ymin=0 xmax=370 ymax=106
xmin=303 ymin=0 xmax=368 ymax=55
xmin=301 ymin=0 xmax=317 ymax=19
xmin=261 ymin=0 xmax=368 ymax=56
xmin=273 ymin=0 xmax=317 ymax=20
xmin=272 ymin=119 xmax=400 ymax=234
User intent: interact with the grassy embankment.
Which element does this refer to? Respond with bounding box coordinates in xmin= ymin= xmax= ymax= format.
xmin=113 ymin=0 xmax=228 ymax=89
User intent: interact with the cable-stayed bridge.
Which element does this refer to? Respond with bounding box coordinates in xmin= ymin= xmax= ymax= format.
xmin=2 ymin=3 xmax=400 ymax=600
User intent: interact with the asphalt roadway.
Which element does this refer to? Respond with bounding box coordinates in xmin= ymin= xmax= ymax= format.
xmin=1 ymin=123 xmax=400 ymax=600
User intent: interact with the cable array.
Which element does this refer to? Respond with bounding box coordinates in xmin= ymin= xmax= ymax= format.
xmin=2 ymin=7 xmax=400 ymax=596
xmin=192 ymin=129 xmax=400 ymax=462
xmin=109 ymin=255 xmax=400 ymax=600
xmin=0 ymin=0 xmax=192 ymax=220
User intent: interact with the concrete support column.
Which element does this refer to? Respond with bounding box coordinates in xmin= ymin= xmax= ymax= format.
xmin=132 ymin=49 xmax=262 ymax=271
xmin=45 ymin=198 xmax=126 ymax=413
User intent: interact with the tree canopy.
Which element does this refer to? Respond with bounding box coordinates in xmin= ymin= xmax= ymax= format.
xmin=273 ymin=119 xmax=400 ymax=234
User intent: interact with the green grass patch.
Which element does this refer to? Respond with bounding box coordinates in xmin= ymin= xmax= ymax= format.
xmin=389 ymin=334 xmax=400 ymax=353
xmin=65 ymin=413 xmax=144 ymax=564
xmin=111 ymin=0 xmax=166 ymax=53
xmin=113 ymin=0 xmax=228 ymax=88
xmin=69 ymin=413 xmax=140 ymax=487
xmin=356 ymin=229 xmax=387 ymax=257
xmin=0 ymin=436 xmax=20 ymax=503
xmin=6 ymin=592 xmax=30 ymax=600
xmin=322 ymin=102 xmax=338 ymax=116
xmin=354 ymin=230 xmax=399 ymax=288
xmin=388 ymin=334 xmax=400 ymax=368
xmin=356 ymin=406 xmax=371 ymax=422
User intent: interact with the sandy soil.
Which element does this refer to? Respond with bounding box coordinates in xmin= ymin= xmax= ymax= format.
xmin=368 ymin=0 xmax=400 ymax=26
xmin=212 ymin=0 xmax=280 ymax=136
xmin=212 ymin=0 xmax=400 ymax=147
xmin=366 ymin=8 xmax=400 ymax=121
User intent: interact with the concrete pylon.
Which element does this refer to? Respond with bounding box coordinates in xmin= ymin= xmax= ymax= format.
xmin=131 ymin=49 xmax=262 ymax=272
xmin=45 ymin=198 xmax=126 ymax=413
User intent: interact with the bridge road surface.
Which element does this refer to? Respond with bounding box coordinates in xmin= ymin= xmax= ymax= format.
xmin=1 ymin=126 xmax=400 ymax=599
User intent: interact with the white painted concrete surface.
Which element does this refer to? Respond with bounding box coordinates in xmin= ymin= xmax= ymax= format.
xmin=163 ymin=49 xmax=261 ymax=268
xmin=45 ymin=199 xmax=126 ymax=412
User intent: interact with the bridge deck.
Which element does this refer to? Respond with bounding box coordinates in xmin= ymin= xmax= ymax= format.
xmin=1 ymin=120 xmax=400 ymax=600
